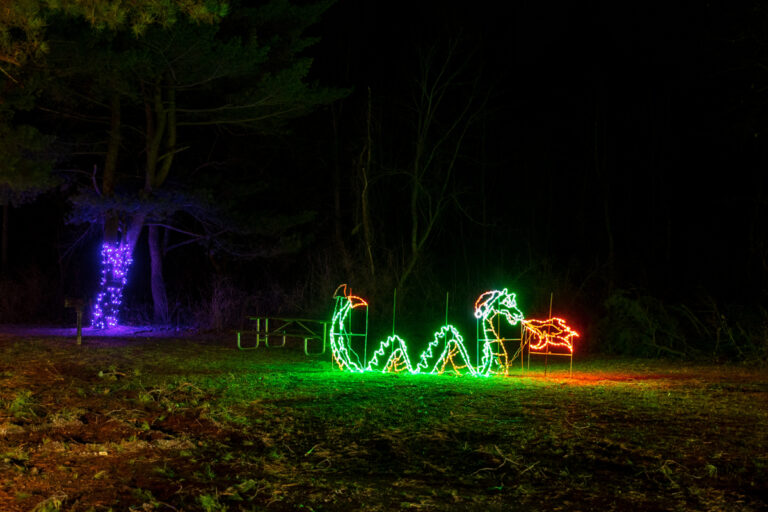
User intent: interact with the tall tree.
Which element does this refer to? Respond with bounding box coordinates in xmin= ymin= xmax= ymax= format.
xmin=46 ymin=1 xmax=343 ymax=325
xmin=1 ymin=0 xmax=229 ymax=322
xmin=397 ymin=41 xmax=486 ymax=291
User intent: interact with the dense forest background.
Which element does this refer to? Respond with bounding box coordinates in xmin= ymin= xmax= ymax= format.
xmin=1 ymin=1 xmax=766 ymax=361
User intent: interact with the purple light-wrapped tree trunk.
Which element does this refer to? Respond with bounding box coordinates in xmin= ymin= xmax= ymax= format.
xmin=91 ymin=242 xmax=133 ymax=329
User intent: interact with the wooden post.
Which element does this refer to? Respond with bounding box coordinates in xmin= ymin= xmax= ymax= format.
xmin=76 ymin=309 xmax=82 ymax=345
xmin=64 ymin=298 xmax=84 ymax=345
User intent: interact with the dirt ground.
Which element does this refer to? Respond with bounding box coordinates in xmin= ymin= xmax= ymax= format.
xmin=0 ymin=328 xmax=766 ymax=511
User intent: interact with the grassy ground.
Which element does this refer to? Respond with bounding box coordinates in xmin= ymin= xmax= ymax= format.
xmin=0 ymin=332 xmax=766 ymax=511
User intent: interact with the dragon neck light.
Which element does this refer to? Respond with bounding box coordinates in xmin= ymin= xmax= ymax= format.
xmin=474 ymin=289 xmax=525 ymax=376
xmin=92 ymin=242 xmax=133 ymax=329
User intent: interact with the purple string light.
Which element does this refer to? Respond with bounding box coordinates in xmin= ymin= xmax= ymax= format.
xmin=92 ymin=242 xmax=133 ymax=329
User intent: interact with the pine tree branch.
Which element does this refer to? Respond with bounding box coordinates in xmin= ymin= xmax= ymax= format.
xmin=176 ymin=107 xmax=306 ymax=126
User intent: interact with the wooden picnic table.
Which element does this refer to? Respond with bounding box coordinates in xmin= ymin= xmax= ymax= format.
xmin=236 ymin=316 xmax=328 ymax=355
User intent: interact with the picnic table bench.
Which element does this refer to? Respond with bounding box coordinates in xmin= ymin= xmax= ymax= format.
xmin=236 ymin=316 xmax=328 ymax=355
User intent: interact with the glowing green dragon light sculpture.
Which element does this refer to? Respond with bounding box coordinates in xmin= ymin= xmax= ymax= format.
xmin=474 ymin=288 xmax=525 ymax=376
xmin=329 ymin=285 xmax=525 ymax=376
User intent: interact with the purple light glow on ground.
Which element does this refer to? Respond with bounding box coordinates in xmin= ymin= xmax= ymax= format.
xmin=0 ymin=325 xmax=198 ymax=343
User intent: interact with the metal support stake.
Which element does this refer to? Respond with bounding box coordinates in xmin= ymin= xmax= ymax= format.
xmin=392 ymin=288 xmax=397 ymax=336
xmin=364 ymin=306 xmax=369 ymax=368
xmin=546 ymin=292 xmax=553 ymax=377
xmin=476 ymin=318 xmax=480 ymax=372
xmin=527 ymin=330 xmax=531 ymax=370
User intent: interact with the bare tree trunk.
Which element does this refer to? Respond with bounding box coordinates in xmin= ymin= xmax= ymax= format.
xmin=1 ymin=198 xmax=8 ymax=275
xmin=144 ymin=83 xmax=175 ymax=324
xmin=122 ymin=213 xmax=146 ymax=257
xmin=331 ymin=103 xmax=353 ymax=276
xmin=360 ymin=86 xmax=375 ymax=277
xmin=594 ymin=103 xmax=614 ymax=289
xmin=93 ymin=93 xmax=127 ymax=328
xmin=103 ymin=93 xmax=121 ymax=242
xmin=149 ymin=225 xmax=169 ymax=324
